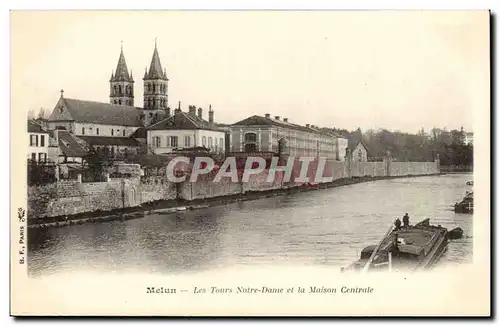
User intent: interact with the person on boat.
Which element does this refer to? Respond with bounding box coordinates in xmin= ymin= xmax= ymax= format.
xmin=403 ymin=213 xmax=410 ymax=228
xmin=394 ymin=218 xmax=402 ymax=231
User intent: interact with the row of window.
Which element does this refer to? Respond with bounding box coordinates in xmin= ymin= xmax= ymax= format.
xmin=81 ymin=127 xmax=126 ymax=137
xmin=29 ymin=134 xmax=46 ymax=147
xmin=144 ymin=98 xmax=167 ymax=109
xmin=112 ymin=85 xmax=133 ymax=96
xmin=146 ymin=83 xmax=167 ymax=94
xmin=30 ymin=152 xmax=47 ymax=162
xmin=112 ymin=99 xmax=133 ymax=106
xmin=151 ymin=135 xmax=224 ymax=149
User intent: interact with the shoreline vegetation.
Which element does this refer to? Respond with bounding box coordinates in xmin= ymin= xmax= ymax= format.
xmin=28 ymin=172 xmax=465 ymax=229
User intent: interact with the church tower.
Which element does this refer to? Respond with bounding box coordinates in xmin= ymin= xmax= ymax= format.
xmin=143 ymin=40 xmax=169 ymax=126
xmin=110 ymin=44 xmax=135 ymax=106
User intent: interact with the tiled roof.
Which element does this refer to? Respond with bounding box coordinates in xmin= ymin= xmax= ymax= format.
xmin=57 ymin=130 xmax=88 ymax=157
xmin=147 ymin=112 xmax=223 ymax=132
xmin=130 ymin=127 xmax=147 ymax=139
xmin=27 ymin=120 xmax=49 ymax=133
xmin=230 ymin=115 xmax=335 ymax=136
xmin=49 ymin=98 xmax=143 ymax=126
xmin=78 ymin=136 xmax=140 ymax=147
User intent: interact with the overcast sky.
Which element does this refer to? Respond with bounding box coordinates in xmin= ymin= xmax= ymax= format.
xmin=11 ymin=11 xmax=488 ymax=133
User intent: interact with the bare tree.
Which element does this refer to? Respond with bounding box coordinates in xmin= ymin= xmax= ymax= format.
xmin=37 ymin=107 xmax=47 ymax=119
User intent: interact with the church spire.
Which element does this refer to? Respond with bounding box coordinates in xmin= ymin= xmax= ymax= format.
xmin=109 ymin=43 xmax=134 ymax=106
xmin=112 ymin=44 xmax=132 ymax=82
xmin=145 ymin=39 xmax=165 ymax=79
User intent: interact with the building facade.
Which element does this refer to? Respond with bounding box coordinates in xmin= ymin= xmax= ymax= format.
xmin=28 ymin=120 xmax=49 ymax=163
xmin=350 ymin=141 xmax=369 ymax=162
xmin=147 ymin=107 xmax=225 ymax=155
xmin=229 ymin=114 xmax=346 ymax=161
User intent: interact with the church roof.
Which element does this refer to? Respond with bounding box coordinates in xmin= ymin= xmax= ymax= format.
xmin=111 ymin=47 xmax=133 ymax=82
xmin=49 ymin=97 xmax=143 ymax=127
xmin=145 ymin=44 xmax=167 ymax=80
xmin=147 ymin=111 xmax=222 ymax=132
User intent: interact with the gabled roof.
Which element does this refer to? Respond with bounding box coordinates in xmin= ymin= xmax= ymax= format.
xmin=147 ymin=112 xmax=223 ymax=132
xmin=27 ymin=119 xmax=48 ymax=134
xmin=230 ymin=115 xmax=335 ymax=136
xmin=347 ymin=137 xmax=373 ymax=157
xmin=49 ymin=97 xmax=143 ymax=127
xmin=57 ymin=130 xmax=88 ymax=157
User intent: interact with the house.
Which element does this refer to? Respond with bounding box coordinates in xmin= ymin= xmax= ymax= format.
xmin=147 ymin=105 xmax=226 ymax=155
xmin=229 ymin=114 xmax=343 ymax=161
xmin=348 ymin=138 xmax=370 ymax=162
xmin=28 ymin=120 xmax=49 ymax=163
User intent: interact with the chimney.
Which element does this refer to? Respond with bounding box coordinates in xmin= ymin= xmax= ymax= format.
xmin=283 ymin=118 xmax=288 ymax=122
xmin=189 ymin=105 xmax=196 ymax=116
xmin=208 ymin=105 xmax=214 ymax=123
xmin=197 ymin=108 xmax=202 ymax=119
xmin=306 ymin=124 xmax=310 ymax=128
xmin=265 ymin=113 xmax=270 ymax=119
xmin=275 ymin=116 xmax=280 ymax=120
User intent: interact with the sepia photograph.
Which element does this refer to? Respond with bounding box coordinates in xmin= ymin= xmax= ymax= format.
xmin=10 ymin=9 xmax=490 ymax=316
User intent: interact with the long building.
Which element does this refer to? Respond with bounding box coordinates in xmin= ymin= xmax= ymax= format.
xmin=229 ymin=113 xmax=348 ymax=161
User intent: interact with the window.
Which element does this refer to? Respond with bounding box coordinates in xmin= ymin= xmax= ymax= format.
xmin=114 ymin=85 xmax=117 ymax=94
xmin=170 ymin=136 xmax=178 ymax=147
xmin=96 ymin=128 xmax=100 ymax=135
xmin=202 ymin=136 xmax=207 ymax=147
xmin=118 ymin=85 xmax=122 ymax=94
xmin=148 ymin=84 xmax=151 ymax=92
xmin=184 ymin=136 xmax=191 ymax=147
xmin=245 ymin=133 xmax=257 ymax=142
xmin=38 ymin=153 xmax=46 ymax=163
xmin=82 ymin=127 xmax=85 ymax=135
xmin=245 ymin=143 xmax=257 ymax=152
xmin=123 ymin=130 xmax=126 ymax=137
xmin=40 ymin=135 xmax=45 ymax=147
xmin=208 ymin=137 xmax=213 ymax=148
xmin=29 ymin=135 xmax=37 ymax=146
xmin=244 ymin=132 xmax=258 ymax=153
xmin=358 ymin=150 xmax=362 ymax=161
xmin=153 ymin=136 xmax=161 ymax=147
xmin=31 ymin=153 xmax=36 ymax=162
xmin=119 ymin=99 xmax=122 ymax=105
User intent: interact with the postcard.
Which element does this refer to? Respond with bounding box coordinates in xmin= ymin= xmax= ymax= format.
xmin=10 ymin=10 xmax=490 ymax=316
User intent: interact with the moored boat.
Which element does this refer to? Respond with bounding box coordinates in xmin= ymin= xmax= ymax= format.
xmin=342 ymin=218 xmax=463 ymax=273
xmin=454 ymin=191 xmax=473 ymax=214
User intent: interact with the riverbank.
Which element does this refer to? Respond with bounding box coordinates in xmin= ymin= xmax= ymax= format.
xmin=28 ymin=173 xmax=441 ymax=229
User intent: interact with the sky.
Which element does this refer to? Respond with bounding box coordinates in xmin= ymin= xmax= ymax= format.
xmin=11 ymin=10 xmax=489 ymax=133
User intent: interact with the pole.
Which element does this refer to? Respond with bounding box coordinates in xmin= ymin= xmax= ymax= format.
xmin=388 ymin=251 xmax=392 ymax=272
xmin=362 ymin=219 xmax=395 ymax=273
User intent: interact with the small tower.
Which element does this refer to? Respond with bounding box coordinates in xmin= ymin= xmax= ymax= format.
xmin=110 ymin=43 xmax=135 ymax=106
xmin=143 ymin=39 xmax=169 ymax=126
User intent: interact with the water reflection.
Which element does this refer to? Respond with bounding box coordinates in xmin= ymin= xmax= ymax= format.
xmin=28 ymin=174 xmax=473 ymax=276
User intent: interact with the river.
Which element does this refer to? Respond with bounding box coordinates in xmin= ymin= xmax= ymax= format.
xmin=28 ymin=173 xmax=473 ymax=277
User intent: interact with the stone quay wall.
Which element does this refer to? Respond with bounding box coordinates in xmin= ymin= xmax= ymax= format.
xmin=28 ymin=158 xmax=439 ymax=219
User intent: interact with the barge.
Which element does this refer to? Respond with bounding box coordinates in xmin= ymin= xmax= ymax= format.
xmin=342 ymin=218 xmax=463 ymax=273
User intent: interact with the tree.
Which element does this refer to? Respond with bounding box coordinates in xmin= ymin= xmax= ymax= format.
xmin=37 ymin=107 xmax=47 ymax=119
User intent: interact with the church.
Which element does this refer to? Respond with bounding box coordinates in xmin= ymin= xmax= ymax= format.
xmin=45 ymin=41 xmax=224 ymax=160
